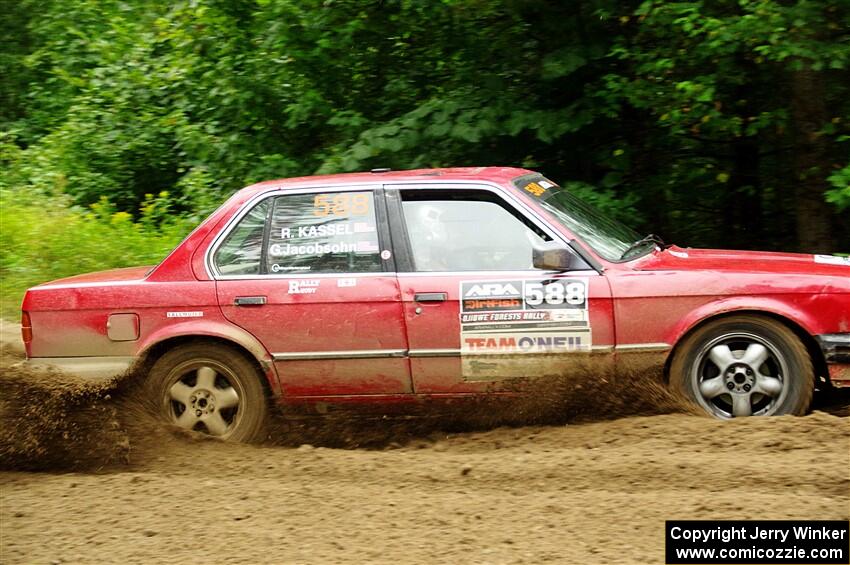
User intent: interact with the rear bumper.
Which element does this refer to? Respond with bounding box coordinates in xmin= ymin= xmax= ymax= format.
xmin=21 ymin=356 xmax=136 ymax=381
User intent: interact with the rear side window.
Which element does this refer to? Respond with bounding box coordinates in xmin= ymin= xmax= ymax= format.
xmin=213 ymin=190 xmax=383 ymax=276
xmin=267 ymin=191 xmax=382 ymax=273
xmin=213 ymin=199 xmax=270 ymax=275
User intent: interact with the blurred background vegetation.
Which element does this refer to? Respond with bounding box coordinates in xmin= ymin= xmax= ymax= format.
xmin=1 ymin=0 xmax=848 ymax=316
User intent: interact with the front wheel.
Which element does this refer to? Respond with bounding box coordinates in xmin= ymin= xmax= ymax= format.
xmin=670 ymin=315 xmax=814 ymax=418
xmin=146 ymin=343 xmax=269 ymax=442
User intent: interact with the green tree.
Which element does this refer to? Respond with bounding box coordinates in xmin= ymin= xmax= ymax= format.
xmin=2 ymin=0 xmax=848 ymax=253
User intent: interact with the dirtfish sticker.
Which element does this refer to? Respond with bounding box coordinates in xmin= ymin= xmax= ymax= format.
xmin=288 ymin=279 xmax=320 ymax=294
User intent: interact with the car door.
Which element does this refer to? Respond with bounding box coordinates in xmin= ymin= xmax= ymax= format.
xmin=384 ymin=184 xmax=615 ymax=394
xmin=211 ymin=186 xmax=412 ymax=397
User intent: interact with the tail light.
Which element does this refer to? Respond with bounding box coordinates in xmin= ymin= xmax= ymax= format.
xmin=21 ymin=311 xmax=32 ymax=344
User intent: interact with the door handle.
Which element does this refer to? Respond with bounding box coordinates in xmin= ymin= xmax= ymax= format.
xmin=414 ymin=292 xmax=447 ymax=303
xmin=234 ymin=296 xmax=267 ymax=306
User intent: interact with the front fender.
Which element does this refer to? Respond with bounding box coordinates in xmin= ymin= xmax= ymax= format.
xmin=665 ymin=295 xmax=820 ymax=346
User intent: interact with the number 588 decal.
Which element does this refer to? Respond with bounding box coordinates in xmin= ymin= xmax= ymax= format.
xmin=524 ymin=280 xmax=587 ymax=309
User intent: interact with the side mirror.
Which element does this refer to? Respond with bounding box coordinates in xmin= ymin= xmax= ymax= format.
xmin=532 ymin=241 xmax=577 ymax=271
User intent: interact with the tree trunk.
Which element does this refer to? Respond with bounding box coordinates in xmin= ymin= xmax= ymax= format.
xmin=790 ymin=68 xmax=835 ymax=252
xmin=728 ymin=137 xmax=762 ymax=248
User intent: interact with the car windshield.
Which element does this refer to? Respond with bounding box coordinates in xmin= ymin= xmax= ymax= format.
xmin=513 ymin=175 xmax=645 ymax=262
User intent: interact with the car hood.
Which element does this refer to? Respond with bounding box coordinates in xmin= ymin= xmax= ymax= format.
xmin=636 ymin=246 xmax=850 ymax=278
xmin=34 ymin=266 xmax=154 ymax=288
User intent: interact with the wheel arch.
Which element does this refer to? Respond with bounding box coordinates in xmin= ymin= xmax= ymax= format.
xmin=136 ymin=325 xmax=280 ymax=397
xmin=663 ymin=308 xmax=828 ymax=385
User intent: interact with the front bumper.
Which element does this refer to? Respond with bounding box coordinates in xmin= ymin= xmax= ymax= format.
xmin=816 ymin=333 xmax=850 ymax=364
xmin=816 ymin=334 xmax=850 ymax=386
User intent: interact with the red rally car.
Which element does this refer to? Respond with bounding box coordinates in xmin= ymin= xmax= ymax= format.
xmin=21 ymin=168 xmax=850 ymax=441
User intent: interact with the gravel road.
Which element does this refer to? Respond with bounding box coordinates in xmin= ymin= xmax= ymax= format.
xmin=1 ymin=328 xmax=848 ymax=564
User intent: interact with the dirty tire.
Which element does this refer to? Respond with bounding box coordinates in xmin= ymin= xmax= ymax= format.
xmin=670 ymin=315 xmax=814 ymax=418
xmin=146 ymin=343 xmax=268 ymax=442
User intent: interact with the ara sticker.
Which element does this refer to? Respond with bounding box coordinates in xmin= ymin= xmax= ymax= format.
xmin=380 ymin=249 xmax=392 ymax=260
xmin=337 ymin=278 xmax=357 ymax=288
xmin=814 ymin=254 xmax=850 ymax=266
xmin=288 ymin=280 xmax=321 ymax=294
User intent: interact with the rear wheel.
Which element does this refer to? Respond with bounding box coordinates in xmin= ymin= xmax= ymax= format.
xmin=670 ymin=315 xmax=814 ymax=418
xmin=146 ymin=343 xmax=268 ymax=442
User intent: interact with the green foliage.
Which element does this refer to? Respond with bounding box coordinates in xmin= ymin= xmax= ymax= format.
xmin=1 ymin=0 xmax=848 ymax=316
xmin=601 ymin=0 xmax=850 ymax=247
xmin=827 ymin=165 xmax=850 ymax=210
xmin=0 ymin=190 xmax=192 ymax=318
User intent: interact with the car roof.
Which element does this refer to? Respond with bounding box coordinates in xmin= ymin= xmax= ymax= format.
xmin=241 ymin=167 xmax=534 ymax=196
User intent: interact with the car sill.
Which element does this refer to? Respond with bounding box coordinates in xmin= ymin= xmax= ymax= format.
xmin=273 ymin=350 xmax=407 ymax=361
xmin=272 ymin=345 xmax=670 ymax=361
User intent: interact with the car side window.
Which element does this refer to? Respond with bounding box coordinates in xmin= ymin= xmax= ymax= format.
xmin=266 ymin=191 xmax=382 ymax=274
xmin=213 ymin=199 xmax=270 ymax=275
xmin=401 ymin=190 xmax=551 ymax=272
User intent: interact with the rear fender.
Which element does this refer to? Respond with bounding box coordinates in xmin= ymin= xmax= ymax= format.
xmin=137 ymin=320 xmax=280 ymax=396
